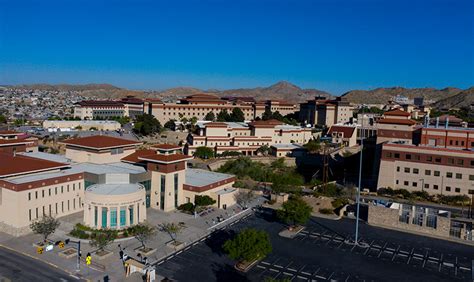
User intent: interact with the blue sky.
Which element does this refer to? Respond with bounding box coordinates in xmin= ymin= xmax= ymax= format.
xmin=0 ymin=0 xmax=473 ymax=94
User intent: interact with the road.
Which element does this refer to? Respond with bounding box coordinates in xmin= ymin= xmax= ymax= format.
xmin=0 ymin=246 xmax=80 ymax=281
xmin=155 ymin=211 xmax=474 ymax=281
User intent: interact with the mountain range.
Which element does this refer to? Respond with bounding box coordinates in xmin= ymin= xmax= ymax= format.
xmin=6 ymin=82 xmax=473 ymax=107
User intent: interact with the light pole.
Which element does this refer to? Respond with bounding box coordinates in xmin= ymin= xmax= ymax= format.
xmin=354 ymin=115 xmax=364 ymax=245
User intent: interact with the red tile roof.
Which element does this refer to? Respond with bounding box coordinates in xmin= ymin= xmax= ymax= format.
xmin=60 ymin=135 xmax=142 ymax=150
xmin=152 ymin=144 xmax=182 ymax=150
xmin=0 ymin=139 xmax=32 ymax=147
xmin=204 ymin=122 xmax=228 ymax=128
xmin=378 ymin=118 xmax=417 ymax=125
xmin=75 ymin=100 xmax=124 ymax=107
xmin=0 ymin=153 xmax=70 ymax=177
xmin=138 ymin=153 xmax=193 ymax=164
xmin=384 ymin=109 xmax=411 ymax=117
xmin=328 ymin=126 xmax=356 ymax=138
xmin=249 ymin=119 xmax=283 ymax=127
xmin=121 ymin=149 xmax=157 ymax=164
xmin=0 ymin=130 xmax=21 ymax=135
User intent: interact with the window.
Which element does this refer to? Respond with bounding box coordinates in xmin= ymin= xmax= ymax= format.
xmin=62 ymin=201 xmax=64 ymax=212
xmin=160 ymin=175 xmax=166 ymax=210
xmin=396 ymin=180 xmax=399 ymax=185
xmin=445 ymin=186 xmax=451 ymax=192
xmin=42 ymin=190 xmax=44 ymax=198
xmin=470 ymin=175 xmax=474 ymax=181
xmin=446 ymin=172 xmax=453 ymax=178
xmin=412 ymin=182 xmax=417 ymax=187
xmin=404 ymin=181 xmax=409 ymax=186
xmin=174 ymin=173 xmax=179 ymax=208
xmin=55 ymin=187 xmax=57 ymax=195
xmin=67 ymin=185 xmax=70 ymax=192
xmin=404 ymin=167 xmax=410 ymax=173
xmin=414 ymin=155 xmax=420 ymax=161
xmin=413 ymin=168 xmax=419 ymax=174
xmin=129 ymin=207 xmax=134 ymax=225
xmin=471 ymin=160 xmax=474 ymax=166
xmin=425 ymin=170 xmax=431 ymax=176
xmin=36 ymin=208 xmax=38 ymax=219
xmin=55 ymin=203 xmax=58 ymax=215
xmin=427 ymin=156 xmax=432 ymax=162
xmin=447 ymin=158 xmax=454 ymax=164
xmin=73 ymin=199 xmax=76 ymax=210
xmin=111 ymin=148 xmax=124 ymax=155
xmin=102 ymin=208 xmax=107 ymax=229
xmin=35 ymin=191 xmax=38 ymax=199
xmin=110 ymin=208 xmax=117 ymax=228
xmin=455 ymin=188 xmax=461 ymax=193
xmin=61 ymin=186 xmax=63 ymax=193
xmin=397 ymin=166 xmax=400 ymax=172
xmin=435 ymin=157 xmax=441 ymax=163
xmin=73 ymin=184 xmax=75 ymax=191
xmin=48 ymin=189 xmax=51 ymax=196
xmin=456 ymin=173 xmax=462 ymax=179
xmin=94 ymin=207 xmax=98 ymax=227
xmin=406 ymin=154 xmax=411 ymax=160
xmin=386 ymin=152 xmax=392 ymax=158
xmin=433 ymin=185 xmax=439 ymax=190
xmin=67 ymin=200 xmax=70 ymax=211
xmin=434 ymin=171 xmax=440 ymax=177
xmin=457 ymin=159 xmax=464 ymax=165
xmin=394 ymin=153 xmax=400 ymax=159
xmin=29 ymin=209 xmax=32 ymax=221
xmin=424 ymin=184 xmax=429 ymax=189
xmin=28 ymin=192 xmax=31 ymax=201
xmin=120 ymin=207 xmax=126 ymax=227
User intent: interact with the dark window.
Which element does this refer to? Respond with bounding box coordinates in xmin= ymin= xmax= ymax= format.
xmin=456 ymin=173 xmax=462 ymax=179
xmin=394 ymin=153 xmax=400 ymax=159
xmin=404 ymin=167 xmax=410 ymax=173
xmin=404 ymin=181 xmax=409 ymax=186
xmin=427 ymin=156 xmax=433 ymax=162
xmin=446 ymin=172 xmax=453 ymax=178
xmin=413 ymin=168 xmax=419 ymax=174
xmin=457 ymin=159 xmax=464 ymax=165
xmin=425 ymin=170 xmax=431 ymax=176
xmin=433 ymin=185 xmax=439 ymax=190
xmin=469 ymin=175 xmax=474 ymax=181
xmin=445 ymin=186 xmax=451 ymax=192
xmin=435 ymin=157 xmax=441 ymax=163
xmin=413 ymin=182 xmax=417 ymax=187
xmin=424 ymin=184 xmax=429 ymax=189
xmin=386 ymin=152 xmax=392 ymax=158
xmin=455 ymin=188 xmax=461 ymax=193
xmin=447 ymin=158 xmax=454 ymax=164
xmin=406 ymin=154 xmax=411 ymax=160
xmin=434 ymin=171 xmax=440 ymax=176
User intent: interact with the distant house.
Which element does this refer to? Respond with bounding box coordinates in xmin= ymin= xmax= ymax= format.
xmin=327 ymin=125 xmax=357 ymax=147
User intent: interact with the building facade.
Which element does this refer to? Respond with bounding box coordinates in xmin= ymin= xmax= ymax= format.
xmin=186 ymin=120 xmax=312 ymax=156
xmin=377 ymin=126 xmax=474 ymax=196
xmin=299 ymin=96 xmax=353 ymax=127
xmin=376 ymin=109 xmax=420 ymax=144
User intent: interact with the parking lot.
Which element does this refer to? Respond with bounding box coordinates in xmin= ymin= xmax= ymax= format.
xmin=154 ymin=211 xmax=474 ymax=281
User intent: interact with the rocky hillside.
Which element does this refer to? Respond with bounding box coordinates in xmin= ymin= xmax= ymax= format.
xmin=433 ymin=87 xmax=474 ymax=109
xmin=341 ymin=87 xmax=463 ymax=105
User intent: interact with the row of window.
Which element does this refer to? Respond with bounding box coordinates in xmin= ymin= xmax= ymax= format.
xmin=28 ymin=198 xmax=81 ymax=221
xmin=386 ymin=152 xmax=474 ymax=167
xmin=396 ymin=166 xmax=474 ymax=180
xmin=28 ymin=182 xmax=81 ymax=201
xmin=396 ymin=180 xmax=462 ymax=193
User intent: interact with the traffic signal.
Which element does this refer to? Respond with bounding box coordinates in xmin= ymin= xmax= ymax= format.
xmin=86 ymin=253 xmax=92 ymax=265
xmin=37 ymin=246 xmax=43 ymax=254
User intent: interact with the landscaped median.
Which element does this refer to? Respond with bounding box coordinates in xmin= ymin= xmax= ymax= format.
xmin=223 ymin=228 xmax=272 ymax=272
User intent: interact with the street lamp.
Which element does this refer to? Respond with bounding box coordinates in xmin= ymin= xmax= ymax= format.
xmin=354 ymin=115 xmax=365 ymax=245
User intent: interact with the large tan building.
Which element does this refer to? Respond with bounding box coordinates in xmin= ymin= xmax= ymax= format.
xmin=376 ymin=109 xmax=420 ymax=144
xmin=377 ymin=126 xmax=474 ymax=196
xmin=299 ymin=96 xmax=353 ymax=127
xmin=186 ymin=119 xmax=312 ymax=156
xmin=73 ymin=96 xmax=144 ymax=120
xmin=0 ymin=135 xmax=238 ymax=236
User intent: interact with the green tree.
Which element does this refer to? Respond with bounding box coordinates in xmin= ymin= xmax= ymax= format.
xmin=230 ymin=107 xmax=245 ymax=122
xmin=277 ymin=197 xmax=313 ymax=226
xmin=133 ymin=114 xmax=162 ymax=136
xmin=90 ymin=230 xmax=117 ymax=251
xmin=216 ymin=109 xmax=231 ymax=122
xmin=256 ymin=145 xmax=271 ymax=156
xmin=29 ymin=215 xmax=60 ymax=242
xmin=132 ymin=223 xmax=156 ymax=249
xmin=223 ymin=228 xmax=272 ymax=262
xmin=164 ymin=119 xmax=176 ymax=131
xmin=234 ymin=190 xmax=255 ymax=208
xmin=0 ymin=115 xmax=7 ymax=124
xmin=262 ymin=108 xmax=273 ymax=121
xmin=204 ymin=111 xmax=216 ymax=121
xmin=304 ymin=139 xmax=321 ymax=153
xmin=195 ymin=195 xmax=216 ymax=206
xmin=159 ymin=222 xmax=183 ymax=243
xmin=193 ymin=146 xmax=215 ymax=159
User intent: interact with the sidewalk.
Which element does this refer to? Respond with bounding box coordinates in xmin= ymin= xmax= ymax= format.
xmin=0 ymin=197 xmax=263 ymax=281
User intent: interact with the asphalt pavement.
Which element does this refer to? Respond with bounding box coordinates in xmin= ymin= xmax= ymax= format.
xmin=0 ymin=246 xmax=81 ymax=281
xmin=154 ymin=210 xmax=474 ymax=281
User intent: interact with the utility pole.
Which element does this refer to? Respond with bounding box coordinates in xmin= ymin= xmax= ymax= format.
xmin=354 ymin=115 xmax=364 ymax=245
xmin=65 ymin=239 xmax=81 ymax=272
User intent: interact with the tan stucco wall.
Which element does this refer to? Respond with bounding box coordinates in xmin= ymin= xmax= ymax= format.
xmin=66 ymin=148 xmax=135 ymax=164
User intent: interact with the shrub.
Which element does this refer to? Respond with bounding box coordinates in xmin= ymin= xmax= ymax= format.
xmin=69 ymin=229 xmax=89 ymax=239
xmin=178 ymin=203 xmax=195 ymax=213
xmin=195 ymin=195 xmax=216 ymax=206
xmin=331 ymin=198 xmax=349 ymax=209
xmin=319 ymin=208 xmax=334 ymax=215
